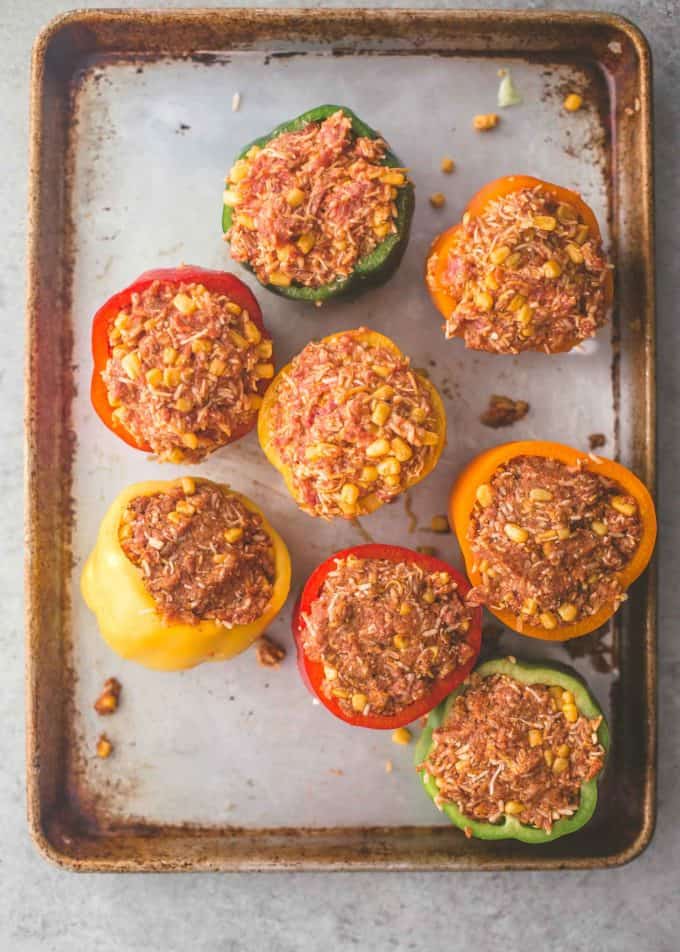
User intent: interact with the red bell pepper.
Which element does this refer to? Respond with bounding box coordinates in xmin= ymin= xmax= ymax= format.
xmin=292 ymin=543 xmax=482 ymax=729
xmin=90 ymin=265 xmax=268 ymax=451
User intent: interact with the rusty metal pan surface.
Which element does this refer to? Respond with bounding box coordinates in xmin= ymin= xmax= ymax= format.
xmin=26 ymin=8 xmax=655 ymax=871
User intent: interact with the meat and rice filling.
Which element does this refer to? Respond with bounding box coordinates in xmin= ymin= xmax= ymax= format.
xmin=103 ymin=280 xmax=272 ymax=462
xmin=467 ymin=455 xmax=642 ymax=630
xmin=119 ymin=479 xmax=275 ymax=626
xmin=300 ymin=555 xmax=475 ymax=718
xmin=428 ymin=185 xmax=610 ymax=353
xmin=269 ymin=330 xmax=440 ymax=518
xmin=421 ymin=672 xmax=605 ymax=833
xmin=225 ymin=110 xmax=408 ymax=289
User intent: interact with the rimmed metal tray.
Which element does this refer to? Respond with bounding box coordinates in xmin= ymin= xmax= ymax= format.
xmin=26 ymin=8 xmax=655 ymax=871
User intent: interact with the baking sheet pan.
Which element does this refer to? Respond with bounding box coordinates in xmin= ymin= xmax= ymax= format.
xmin=26 ymin=8 xmax=655 ymax=870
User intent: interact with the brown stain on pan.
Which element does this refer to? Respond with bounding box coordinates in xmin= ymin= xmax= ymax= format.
xmin=25 ymin=7 xmax=656 ymax=872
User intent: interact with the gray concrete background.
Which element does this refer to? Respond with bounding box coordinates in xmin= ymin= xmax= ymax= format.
xmin=2 ymin=1 xmax=677 ymax=949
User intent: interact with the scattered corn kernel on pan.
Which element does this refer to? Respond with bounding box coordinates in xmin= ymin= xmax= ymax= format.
xmin=25 ymin=8 xmax=655 ymax=871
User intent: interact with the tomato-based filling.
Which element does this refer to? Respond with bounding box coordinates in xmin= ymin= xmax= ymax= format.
xmin=225 ymin=110 xmax=408 ymax=289
xmin=269 ymin=331 xmax=440 ymax=518
xmin=300 ymin=555 xmax=475 ymax=718
xmin=467 ymin=455 xmax=642 ymax=630
xmin=102 ymin=280 xmax=272 ymax=462
xmin=119 ymin=480 xmax=275 ymax=626
xmin=422 ymin=673 xmax=605 ymax=832
xmin=428 ymin=186 xmax=610 ymax=353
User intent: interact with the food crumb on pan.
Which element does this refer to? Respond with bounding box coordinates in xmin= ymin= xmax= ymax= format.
xmin=473 ymin=113 xmax=499 ymax=131
xmin=588 ymin=433 xmax=606 ymax=451
xmin=329 ymin=768 xmax=344 ymax=776
xmin=94 ymin=677 xmax=122 ymax=715
xmin=430 ymin=514 xmax=450 ymax=533
xmin=96 ymin=734 xmax=113 ymax=759
xmin=256 ymin=634 xmax=286 ymax=668
xmin=385 ymin=759 xmax=394 ymax=774
xmin=440 ymin=157 xmax=455 ymax=174
xmin=608 ymin=40 xmax=623 ymax=55
xmin=480 ymin=394 xmax=529 ymax=429
xmin=498 ymin=71 xmax=522 ymax=108
xmin=430 ymin=192 xmax=446 ymax=209
xmin=232 ymin=92 xmax=241 ymax=112
xmin=392 ymin=727 xmax=412 ymax=745
xmin=417 ymin=545 xmax=437 ymax=556
xmin=563 ymin=93 xmax=583 ymax=112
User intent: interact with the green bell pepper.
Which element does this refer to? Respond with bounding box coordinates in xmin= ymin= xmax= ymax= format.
xmin=414 ymin=657 xmax=610 ymax=844
xmin=221 ymin=104 xmax=415 ymax=303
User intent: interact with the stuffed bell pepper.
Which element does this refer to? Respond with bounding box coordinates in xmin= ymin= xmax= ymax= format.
xmin=292 ymin=544 xmax=482 ymax=729
xmin=81 ymin=477 xmax=291 ymax=670
xmin=426 ymin=175 xmax=613 ymax=354
xmin=450 ymin=440 xmax=656 ymax=640
xmin=222 ymin=105 xmax=415 ymax=302
xmin=415 ymin=657 xmax=609 ymax=843
xmin=258 ymin=328 xmax=446 ymax=519
xmin=91 ymin=266 xmax=273 ymax=461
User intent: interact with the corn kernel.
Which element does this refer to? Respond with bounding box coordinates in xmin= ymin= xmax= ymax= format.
xmin=473 ymin=113 xmax=499 ymax=131
xmin=533 ymin=215 xmax=557 ymax=231
xmin=490 ymin=244 xmax=511 ymax=265
xmin=485 ymin=271 xmax=499 ymax=291
xmin=544 ymin=749 xmax=554 ymax=767
xmin=476 ymin=483 xmax=493 ymax=508
xmin=181 ymin=477 xmax=196 ymax=495
xmin=528 ymin=729 xmax=543 ymax=748
xmin=592 ymin=520 xmax=608 ymax=536
xmin=255 ymin=363 xmax=275 ymax=379
xmin=381 ymin=171 xmax=405 ymax=186
xmin=504 ymin=523 xmax=528 ymax=544
xmin=391 ymin=437 xmax=413 ymax=462
xmin=540 ymin=611 xmax=558 ymax=630
xmin=175 ymin=397 xmax=192 ymax=413
xmin=422 ymin=589 xmax=435 ymax=604
xmin=410 ymin=406 xmax=428 ymax=423
xmin=225 ymin=527 xmax=244 ymax=544
xmin=163 ymin=367 xmax=181 ymax=388
xmin=181 ymin=433 xmax=198 ymax=450
xmin=191 ymin=338 xmax=212 ymax=354
xmin=543 ymin=259 xmax=563 ymax=279
xmin=209 ymin=358 xmax=226 ymax=377
xmin=552 ymin=756 xmax=569 ymax=774
xmin=268 ymin=271 xmax=292 ymax=287
xmin=557 ymin=526 xmax=571 ymax=541
xmin=517 ymin=304 xmax=533 ymax=326
xmin=398 ymin=602 xmax=412 ymax=617
xmin=351 ymin=693 xmax=368 ymax=712
xmin=558 ymin=603 xmax=578 ymax=623
xmin=173 ymin=293 xmax=196 ymax=315
xmin=223 ymin=188 xmax=241 ymax=207
xmin=235 ymin=213 xmax=256 ymax=230
xmin=475 ymin=291 xmax=494 ymax=312
xmin=420 ymin=430 xmax=440 ymax=446
xmin=371 ymin=401 xmax=391 ymax=427
xmin=286 ymin=187 xmax=305 ymax=208
xmin=249 ymin=394 xmax=263 ymax=411
xmin=611 ymin=495 xmax=636 ymax=516
xmin=563 ymin=704 xmax=579 ymax=723
xmin=393 ymin=634 xmax=409 ymax=650
xmin=256 ymin=340 xmax=273 ymax=360
xmin=566 ymin=243 xmax=584 ymax=264
xmin=374 ymin=223 xmax=392 ymax=239
xmin=145 ymin=368 xmax=163 ymax=388
xmin=243 ymin=319 xmax=262 ymax=344
xmin=366 ymin=438 xmax=391 ymax=458
xmin=162 ymin=347 xmax=177 ymax=365
xmin=530 ymin=487 xmax=553 ymax=502
xmin=575 ymin=224 xmax=591 ymax=245
xmin=230 ymin=330 xmax=249 ymax=350
xmin=508 ymin=293 xmax=527 ymax=312
xmin=297 ymin=232 xmax=316 ymax=254
xmin=360 ymin=466 xmax=379 ymax=483
xmin=121 ymin=351 xmax=141 ymax=380
xmin=504 ymin=801 xmax=525 ymax=816
xmin=377 ymin=457 xmax=401 ymax=477
xmin=383 ymin=474 xmax=401 ymax=489
xmin=391 ymin=727 xmax=412 ymax=745
xmin=564 ymin=93 xmax=583 ymax=112
xmin=340 ymin=483 xmax=359 ymax=506
xmin=323 ymin=665 xmax=338 ymax=681
xmin=557 ymin=744 xmax=571 ymax=759
xmin=561 ymin=690 xmax=574 ymax=704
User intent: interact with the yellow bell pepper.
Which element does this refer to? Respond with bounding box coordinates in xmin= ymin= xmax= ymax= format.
xmin=81 ymin=478 xmax=292 ymax=671
xmin=258 ymin=328 xmax=447 ymax=518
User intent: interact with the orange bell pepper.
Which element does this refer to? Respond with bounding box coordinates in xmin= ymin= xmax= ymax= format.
xmin=449 ymin=440 xmax=656 ymax=641
xmin=426 ymin=175 xmax=613 ymax=354
xmin=258 ymin=328 xmax=447 ymax=518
